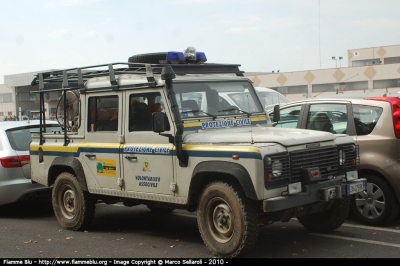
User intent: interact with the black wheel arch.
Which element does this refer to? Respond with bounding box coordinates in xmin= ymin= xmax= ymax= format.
xmin=188 ymin=161 xmax=258 ymax=204
xmin=48 ymin=157 xmax=88 ymax=191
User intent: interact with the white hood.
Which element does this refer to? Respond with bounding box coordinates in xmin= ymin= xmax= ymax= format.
xmin=184 ymin=126 xmax=335 ymax=146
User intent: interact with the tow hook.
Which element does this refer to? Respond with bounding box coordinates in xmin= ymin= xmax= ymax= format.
xmin=318 ymin=185 xmax=342 ymax=201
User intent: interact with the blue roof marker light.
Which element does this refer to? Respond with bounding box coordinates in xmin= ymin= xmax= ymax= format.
xmin=165 ymin=47 xmax=207 ymax=64
xmin=166 ymin=52 xmax=186 ymax=64
xmin=195 ymin=52 xmax=207 ymax=63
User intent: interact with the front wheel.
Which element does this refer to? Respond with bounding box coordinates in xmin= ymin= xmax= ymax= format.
xmin=52 ymin=172 xmax=95 ymax=231
xmin=297 ymin=196 xmax=350 ymax=232
xmin=197 ymin=181 xmax=259 ymax=258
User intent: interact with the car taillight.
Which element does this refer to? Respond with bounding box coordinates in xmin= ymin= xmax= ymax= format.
xmin=366 ymin=96 xmax=400 ymax=139
xmin=0 ymin=155 xmax=30 ymax=168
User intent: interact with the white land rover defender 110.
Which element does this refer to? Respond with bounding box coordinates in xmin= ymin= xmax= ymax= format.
xmin=30 ymin=49 xmax=365 ymax=258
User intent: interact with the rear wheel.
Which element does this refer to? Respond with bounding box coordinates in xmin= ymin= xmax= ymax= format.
xmin=197 ymin=181 xmax=258 ymax=258
xmin=52 ymin=172 xmax=95 ymax=231
xmin=297 ymin=196 xmax=350 ymax=232
xmin=350 ymin=174 xmax=399 ymax=226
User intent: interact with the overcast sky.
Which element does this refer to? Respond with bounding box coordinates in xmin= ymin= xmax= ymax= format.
xmin=1 ymin=0 xmax=400 ymax=84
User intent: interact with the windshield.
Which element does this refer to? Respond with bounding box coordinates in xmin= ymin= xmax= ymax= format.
xmin=173 ymin=81 xmax=263 ymax=119
xmin=256 ymin=91 xmax=290 ymax=110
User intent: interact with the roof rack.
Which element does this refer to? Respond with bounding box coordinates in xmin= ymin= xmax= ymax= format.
xmin=31 ymin=62 xmax=245 ymax=92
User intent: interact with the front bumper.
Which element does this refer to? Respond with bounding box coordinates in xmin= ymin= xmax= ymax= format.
xmin=262 ymin=178 xmax=366 ymax=213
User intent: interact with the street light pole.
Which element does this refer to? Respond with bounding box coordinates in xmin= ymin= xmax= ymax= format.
xmin=332 ymin=56 xmax=343 ymax=68
xmin=332 ymin=56 xmax=343 ymax=94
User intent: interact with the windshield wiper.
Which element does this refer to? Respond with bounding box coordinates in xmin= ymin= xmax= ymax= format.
xmin=218 ymin=108 xmax=251 ymax=117
xmin=188 ymin=109 xmax=217 ymax=120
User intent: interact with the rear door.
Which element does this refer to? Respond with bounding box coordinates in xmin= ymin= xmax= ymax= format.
xmin=81 ymin=91 xmax=123 ymax=190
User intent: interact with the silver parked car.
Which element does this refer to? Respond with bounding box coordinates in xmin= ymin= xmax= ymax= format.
xmin=0 ymin=120 xmax=61 ymax=206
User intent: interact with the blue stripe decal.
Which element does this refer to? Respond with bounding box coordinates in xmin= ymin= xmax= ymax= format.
xmin=30 ymin=147 xmax=121 ymax=157
xmin=31 ymin=147 xmax=261 ymax=160
xmin=185 ymin=150 xmax=262 ymax=160
xmin=184 ymin=120 xmax=268 ymax=131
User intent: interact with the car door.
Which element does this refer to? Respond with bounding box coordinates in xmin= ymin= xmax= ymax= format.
xmin=81 ymin=91 xmax=123 ymax=191
xmin=121 ymin=90 xmax=175 ymax=195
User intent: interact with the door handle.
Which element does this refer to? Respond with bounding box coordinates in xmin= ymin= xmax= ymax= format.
xmin=125 ymin=155 xmax=138 ymax=160
xmin=85 ymin=154 xmax=96 ymax=159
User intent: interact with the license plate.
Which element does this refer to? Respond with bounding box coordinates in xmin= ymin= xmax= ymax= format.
xmin=347 ymin=181 xmax=366 ymax=195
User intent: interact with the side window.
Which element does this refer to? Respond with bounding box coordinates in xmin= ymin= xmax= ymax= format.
xmin=306 ymin=104 xmax=348 ymax=134
xmin=88 ymin=95 xmax=119 ymax=132
xmin=352 ymin=104 xmax=383 ymax=135
xmin=270 ymin=105 xmax=301 ymax=128
xmin=176 ymin=92 xmax=204 ymax=118
xmin=129 ymin=92 xmax=170 ymax=131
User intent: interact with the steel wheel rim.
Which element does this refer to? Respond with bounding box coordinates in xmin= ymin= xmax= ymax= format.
xmin=206 ymin=197 xmax=234 ymax=243
xmin=355 ymin=182 xmax=385 ymax=220
xmin=58 ymin=184 xmax=76 ymax=219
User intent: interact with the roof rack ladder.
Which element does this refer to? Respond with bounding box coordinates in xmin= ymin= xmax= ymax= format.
xmin=108 ymin=64 xmax=119 ymax=90
xmin=146 ymin=64 xmax=156 ymax=83
xmin=62 ymin=70 xmax=70 ymax=146
xmin=38 ymin=73 xmax=45 ymax=145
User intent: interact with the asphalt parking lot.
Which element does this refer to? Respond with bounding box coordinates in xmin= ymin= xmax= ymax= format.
xmin=1 ymin=200 xmax=400 ymax=259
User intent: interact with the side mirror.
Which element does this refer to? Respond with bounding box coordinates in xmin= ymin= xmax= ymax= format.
xmin=152 ymin=112 xmax=166 ymax=133
xmin=273 ymin=105 xmax=280 ymax=122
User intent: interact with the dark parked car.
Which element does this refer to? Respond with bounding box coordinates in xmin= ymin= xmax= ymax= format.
xmin=0 ymin=120 xmax=61 ymax=206
xmin=268 ymin=95 xmax=400 ymax=226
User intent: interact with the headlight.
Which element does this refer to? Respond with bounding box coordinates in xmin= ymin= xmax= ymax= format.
xmin=264 ymin=153 xmax=290 ymax=190
xmin=272 ymin=160 xmax=283 ymax=177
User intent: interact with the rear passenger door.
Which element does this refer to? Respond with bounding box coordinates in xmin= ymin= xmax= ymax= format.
xmin=81 ymin=91 xmax=123 ymax=191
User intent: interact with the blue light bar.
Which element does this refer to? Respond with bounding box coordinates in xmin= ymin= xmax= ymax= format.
xmin=195 ymin=52 xmax=207 ymax=63
xmin=166 ymin=51 xmax=185 ymax=64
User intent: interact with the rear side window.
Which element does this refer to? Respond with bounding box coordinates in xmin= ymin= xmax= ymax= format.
xmin=88 ymin=96 xmax=119 ymax=132
xmin=306 ymin=104 xmax=348 ymax=134
xmin=6 ymin=125 xmax=62 ymax=151
xmin=7 ymin=129 xmax=31 ymax=151
xmin=352 ymin=104 xmax=383 ymax=135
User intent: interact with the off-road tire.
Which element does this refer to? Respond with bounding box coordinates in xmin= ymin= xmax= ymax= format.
xmin=128 ymin=52 xmax=168 ymax=65
xmin=297 ymin=196 xmax=350 ymax=232
xmin=350 ymin=174 xmax=399 ymax=226
xmin=197 ymin=181 xmax=259 ymax=258
xmin=147 ymin=206 xmax=174 ymax=214
xmin=52 ymin=172 xmax=95 ymax=231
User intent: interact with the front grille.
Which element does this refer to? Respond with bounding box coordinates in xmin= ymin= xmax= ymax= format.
xmin=339 ymin=144 xmax=360 ymax=167
xmin=290 ymin=146 xmax=339 ymax=183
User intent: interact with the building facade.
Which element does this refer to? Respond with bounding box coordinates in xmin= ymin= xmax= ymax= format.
xmin=3 ymin=70 xmax=61 ymax=120
xmin=1 ymin=44 xmax=400 ymax=120
xmin=0 ymin=84 xmax=17 ymax=121
xmin=246 ymin=44 xmax=400 ymax=101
